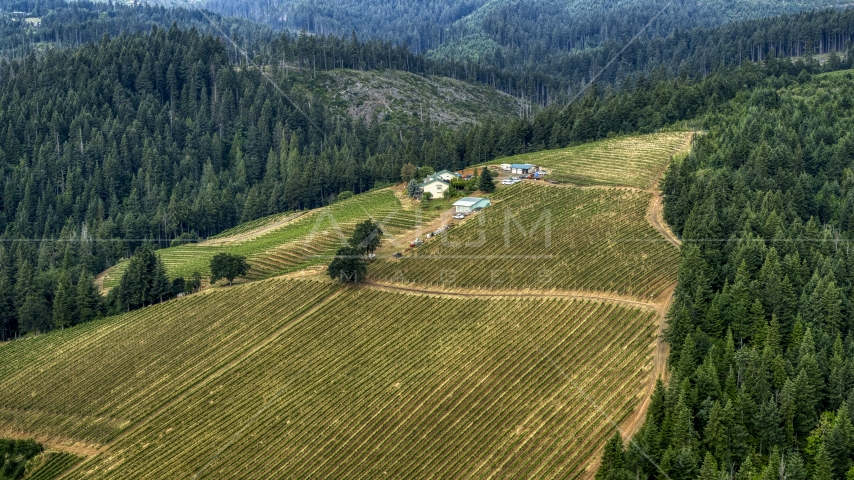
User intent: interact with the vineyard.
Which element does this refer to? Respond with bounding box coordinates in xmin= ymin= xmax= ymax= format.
xmin=497 ymin=132 xmax=692 ymax=188
xmin=102 ymin=188 xmax=435 ymax=289
xmin=0 ymin=279 xmax=336 ymax=444
xmin=26 ymin=451 xmax=84 ymax=480
xmin=370 ymin=182 xmax=679 ymax=300
xmin=15 ymin=284 xmax=657 ymax=479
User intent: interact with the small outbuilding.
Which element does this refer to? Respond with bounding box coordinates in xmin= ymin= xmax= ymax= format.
xmin=453 ymin=197 xmax=491 ymax=214
xmin=500 ymin=163 xmax=512 ymax=171
xmin=510 ymin=163 xmax=538 ymax=175
xmin=419 ymin=178 xmax=449 ymax=198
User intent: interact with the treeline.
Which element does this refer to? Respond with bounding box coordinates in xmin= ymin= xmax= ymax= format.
xmin=6 ymin=0 xmax=854 ymax=108
xmin=596 ymin=71 xmax=854 ymax=478
xmin=2 ymin=20 xmax=848 ymax=340
xmin=430 ymin=6 xmax=854 ymax=106
xmin=453 ymin=54 xmax=852 ymax=166
xmin=0 ymin=0 xmax=278 ymax=59
xmin=0 ymin=25 xmax=464 ymax=340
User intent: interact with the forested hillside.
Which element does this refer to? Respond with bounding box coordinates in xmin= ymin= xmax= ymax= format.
xmin=4 ymin=13 xmax=852 ymax=341
xmin=0 ymin=22 xmax=498 ymax=340
xmin=596 ymin=69 xmax=854 ymax=480
xmin=198 ymin=0 xmax=848 ymax=54
xmin=191 ymin=0 xmax=854 ymax=105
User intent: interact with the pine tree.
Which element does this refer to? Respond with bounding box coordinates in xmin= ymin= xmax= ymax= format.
xmin=52 ymin=271 xmax=72 ymax=330
xmin=813 ymin=442 xmax=834 ymax=480
xmin=75 ymin=271 xmax=99 ymax=324
xmin=596 ymin=432 xmax=627 ymax=480
xmin=478 ymin=167 xmax=495 ymax=192
xmin=698 ymin=452 xmax=719 ymax=480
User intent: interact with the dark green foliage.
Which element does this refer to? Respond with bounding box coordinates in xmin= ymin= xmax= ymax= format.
xmin=326 ymin=246 xmax=367 ymax=283
xmin=206 ymin=0 xmax=854 ymax=106
xmin=478 ymin=167 xmax=495 ymax=193
xmin=0 ymin=438 xmax=43 ymax=480
xmin=328 ymin=219 xmax=384 ymax=282
xmin=348 ymin=220 xmax=383 ymax=256
xmin=171 ymin=277 xmax=186 ymax=296
xmin=209 ymin=253 xmax=250 ymax=286
xmin=600 ymin=64 xmax=854 ymax=480
xmin=113 ymin=245 xmax=171 ymax=312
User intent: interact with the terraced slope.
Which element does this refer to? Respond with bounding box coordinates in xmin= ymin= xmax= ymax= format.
xmin=499 ymin=132 xmax=692 ymax=188
xmin=101 ymin=188 xmax=434 ymax=289
xmin=0 ymin=278 xmax=658 ymax=479
xmin=370 ymin=182 xmax=679 ymax=300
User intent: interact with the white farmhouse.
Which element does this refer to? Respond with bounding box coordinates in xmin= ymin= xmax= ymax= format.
xmin=418 ymin=178 xmax=449 ymax=198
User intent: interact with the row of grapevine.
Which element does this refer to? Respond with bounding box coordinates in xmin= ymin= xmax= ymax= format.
xmin=244 ymin=207 xmax=429 ymax=280
xmin=370 ymin=182 xmax=679 ymax=300
xmin=25 ymin=451 xmax=84 ymax=480
xmin=207 ymin=212 xmax=301 ymax=240
xmin=489 ymin=132 xmax=691 ymax=189
xmin=102 ymin=188 xmax=436 ymax=287
xmin=0 ymin=279 xmax=337 ymax=444
xmin=71 ymin=286 xmax=657 ymax=479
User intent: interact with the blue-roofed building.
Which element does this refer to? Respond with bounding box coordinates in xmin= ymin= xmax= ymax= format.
xmin=510 ymin=163 xmax=538 ymax=174
xmin=453 ymin=197 xmax=491 ymax=214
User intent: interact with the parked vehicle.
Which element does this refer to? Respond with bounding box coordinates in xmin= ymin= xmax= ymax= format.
xmin=502 ymin=179 xmax=514 ymax=185
xmin=453 ymin=213 xmax=465 ymax=219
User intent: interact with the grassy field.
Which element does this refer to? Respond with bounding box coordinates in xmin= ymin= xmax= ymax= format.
xmin=370 ymin=182 xmax=679 ymax=300
xmin=0 ymin=278 xmax=657 ymax=479
xmin=494 ymin=132 xmax=692 ymax=189
xmin=101 ymin=188 xmax=437 ymax=289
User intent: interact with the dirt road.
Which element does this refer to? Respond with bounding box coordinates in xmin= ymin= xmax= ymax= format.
xmin=0 ymin=429 xmax=105 ymax=457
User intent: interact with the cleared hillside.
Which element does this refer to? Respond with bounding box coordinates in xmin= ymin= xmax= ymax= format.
xmin=0 ymin=278 xmax=658 ymax=479
xmin=500 ymin=132 xmax=692 ymax=188
xmin=101 ymin=188 xmax=434 ymax=289
xmin=315 ymin=69 xmax=525 ymax=127
xmin=371 ymin=182 xmax=679 ymax=300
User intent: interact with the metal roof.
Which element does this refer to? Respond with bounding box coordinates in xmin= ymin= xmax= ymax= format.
xmin=510 ymin=163 xmax=535 ymax=169
xmin=418 ymin=177 xmax=449 ymax=187
xmin=453 ymin=197 xmax=488 ymax=207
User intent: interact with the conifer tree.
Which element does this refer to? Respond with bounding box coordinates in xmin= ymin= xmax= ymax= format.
xmin=52 ymin=272 xmax=72 ymax=330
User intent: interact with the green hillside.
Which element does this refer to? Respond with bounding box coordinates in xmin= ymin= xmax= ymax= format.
xmin=0 ymin=277 xmax=658 ymax=479
xmin=100 ymin=188 xmax=437 ymax=289
xmin=494 ymin=132 xmax=693 ymax=189
xmin=371 ymin=182 xmax=679 ymax=299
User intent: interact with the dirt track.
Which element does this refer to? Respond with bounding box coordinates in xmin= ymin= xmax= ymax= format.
xmin=578 ymin=137 xmax=687 ymax=479
xmin=0 ymin=429 xmax=104 ymax=457
xmin=33 ymin=143 xmax=688 ymax=476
